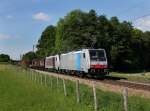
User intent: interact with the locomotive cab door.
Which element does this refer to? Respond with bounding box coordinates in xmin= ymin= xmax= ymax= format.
xmin=81 ymin=51 xmax=88 ymax=73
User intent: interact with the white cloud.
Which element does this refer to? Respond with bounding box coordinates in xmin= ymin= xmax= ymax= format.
xmin=133 ymin=15 xmax=150 ymax=31
xmin=32 ymin=12 xmax=50 ymax=21
xmin=0 ymin=34 xmax=13 ymax=40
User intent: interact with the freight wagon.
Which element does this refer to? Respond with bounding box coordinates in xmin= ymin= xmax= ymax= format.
xmin=45 ymin=55 xmax=59 ymax=71
xmin=31 ymin=58 xmax=45 ymax=70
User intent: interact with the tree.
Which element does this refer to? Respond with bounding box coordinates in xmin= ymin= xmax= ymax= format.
xmin=142 ymin=31 xmax=150 ymax=70
xmin=0 ymin=54 xmax=10 ymax=62
xmin=55 ymin=9 xmax=100 ymax=52
xmin=36 ymin=25 xmax=56 ymax=57
xmin=110 ymin=21 xmax=134 ymax=71
xmin=22 ymin=52 xmax=37 ymax=61
xmin=61 ymin=9 xmax=88 ymax=51
xmin=54 ymin=18 xmax=65 ymax=53
xmin=130 ymin=29 xmax=144 ymax=70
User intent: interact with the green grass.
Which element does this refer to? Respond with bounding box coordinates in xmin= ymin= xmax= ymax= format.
xmin=0 ymin=64 xmax=150 ymax=111
xmin=110 ymin=72 xmax=150 ymax=83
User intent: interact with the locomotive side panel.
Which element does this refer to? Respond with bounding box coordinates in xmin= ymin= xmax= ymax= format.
xmin=76 ymin=53 xmax=81 ymax=71
xmin=60 ymin=52 xmax=82 ymax=71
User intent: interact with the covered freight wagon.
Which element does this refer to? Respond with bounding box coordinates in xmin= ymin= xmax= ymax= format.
xmin=45 ymin=55 xmax=60 ymax=71
xmin=31 ymin=58 xmax=45 ymax=70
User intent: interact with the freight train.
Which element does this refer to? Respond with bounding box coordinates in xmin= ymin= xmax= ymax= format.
xmin=30 ymin=49 xmax=109 ymax=77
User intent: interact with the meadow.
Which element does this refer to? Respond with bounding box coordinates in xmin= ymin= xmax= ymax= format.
xmin=110 ymin=72 xmax=150 ymax=83
xmin=0 ymin=64 xmax=150 ymax=111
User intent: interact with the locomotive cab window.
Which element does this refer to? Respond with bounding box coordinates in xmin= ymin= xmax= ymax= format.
xmin=89 ymin=50 xmax=106 ymax=61
xmin=83 ymin=53 xmax=85 ymax=58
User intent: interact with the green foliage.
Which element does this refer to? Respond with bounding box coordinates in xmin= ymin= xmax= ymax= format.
xmin=35 ymin=9 xmax=150 ymax=71
xmin=54 ymin=19 xmax=65 ymax=53
xmin=0 ymin=54 xmax=10 ymax=62
xmin=111 ymin=72 xmax=150 ymax=83
xmin=22 ymin=51 xmax=37 ymax=61
xmin=56 ymin=9 xmax=101 ymax=52
xmin=36 ymin=25 xmax=56 ymax=57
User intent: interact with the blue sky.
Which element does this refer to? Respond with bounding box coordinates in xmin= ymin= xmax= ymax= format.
xmin=0 ymin=0 xmax=150 ymax=60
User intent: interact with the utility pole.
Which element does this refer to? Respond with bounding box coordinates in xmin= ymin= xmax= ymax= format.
xmin=20 ymin=54 xmax=22 ymax=60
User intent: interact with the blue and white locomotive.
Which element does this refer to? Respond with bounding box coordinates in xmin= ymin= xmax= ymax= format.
xmin=45 ymin=49 xmax=109 ymax=76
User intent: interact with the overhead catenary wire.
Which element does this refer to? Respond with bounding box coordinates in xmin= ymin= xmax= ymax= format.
xmin=116 ymin=0 xmax=148 ymax=24
xmin=131 ymin=13 xmax=150 ymax=22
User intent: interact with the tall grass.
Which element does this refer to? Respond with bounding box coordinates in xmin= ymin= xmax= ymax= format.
xmin=0 ymin=64 xmax=150 ymax=111
xmin=110 ymin=72 xmax=150 ymax=83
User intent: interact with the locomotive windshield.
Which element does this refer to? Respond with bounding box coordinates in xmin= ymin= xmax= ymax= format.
xmin=89 ymin=50 xmax=106 ymax=61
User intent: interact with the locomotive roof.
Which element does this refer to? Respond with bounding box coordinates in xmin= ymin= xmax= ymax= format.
xmin=61 ymin=48 xmax=105 ymax=55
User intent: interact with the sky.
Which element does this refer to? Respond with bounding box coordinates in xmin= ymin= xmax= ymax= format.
xmin=0 ymin=0 xmax=150 ymax=60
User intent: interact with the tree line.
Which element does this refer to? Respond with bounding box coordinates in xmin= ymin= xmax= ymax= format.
xmin=0 ymin=54 xmax=10 ymax=62
xmin=23 ymin=9 xmax=150 ymax=72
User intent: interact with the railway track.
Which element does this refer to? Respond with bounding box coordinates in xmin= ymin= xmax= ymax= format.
xmin=66 ymin=73 xmax=150 ymax=92
xmin=77 ymin=75 xmax=150 ymax=92
xmin=98 ymin=80 xmax=150 ymax=92
xmin=64 ymin=74 xmax=150 ymax=92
